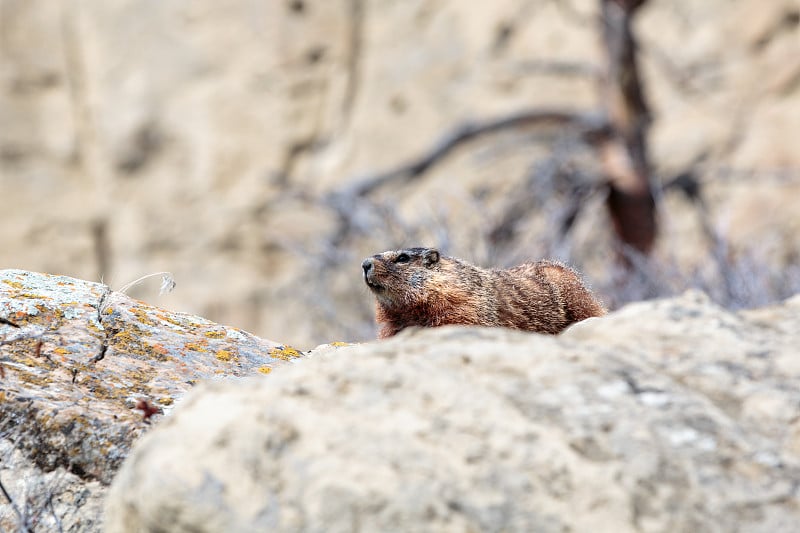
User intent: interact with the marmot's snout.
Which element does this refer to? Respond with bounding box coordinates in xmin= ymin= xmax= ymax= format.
xmin=362 ymin=256 xmax=381 ymax=290
xmin=362 ymin=257 xmax=374 ymax=276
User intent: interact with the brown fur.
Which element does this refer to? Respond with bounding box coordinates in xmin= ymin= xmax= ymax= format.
xmin=362 ymin=247 xmax=606 ymax=339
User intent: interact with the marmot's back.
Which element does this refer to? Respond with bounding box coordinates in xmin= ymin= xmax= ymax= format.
xmin=362 ymin=247 xmax=605 ymax=338
xmin=534 ymin=261 xmax=608 ymax=323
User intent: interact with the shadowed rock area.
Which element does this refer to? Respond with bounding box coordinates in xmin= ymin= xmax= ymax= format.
xmin=106 ymin=290 xmax=800 ymax=533
xmin=0 ymin=269 xmax=298 ymax=531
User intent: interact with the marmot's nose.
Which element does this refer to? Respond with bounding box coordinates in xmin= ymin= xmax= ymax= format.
xmin=362 ymin=258 xmax=373 ymax=276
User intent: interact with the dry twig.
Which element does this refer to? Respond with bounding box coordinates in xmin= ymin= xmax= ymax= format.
xmin=337 ymin=109 xmax=609 ymax=199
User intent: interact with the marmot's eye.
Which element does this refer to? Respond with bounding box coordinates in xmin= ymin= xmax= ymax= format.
xmin=395 ymin=253 xmax=410 ymax=264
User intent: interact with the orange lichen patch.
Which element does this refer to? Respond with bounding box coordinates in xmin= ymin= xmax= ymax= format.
xmin=156 ymin=396 xmax=174 ymax=406
xmin=329 ymin=341 xmax=352 ymax=347
xmin=2 ymin=279 xmax=24 ymax=289
xmin=215 ymin=349 xmax=233 ymax=362
xmin=268 ymin=346 xmax=303 ymax=361
xmin=151 ymin=343 xmax=169 ymax=356
xmin=54 ymin=347 xmax=70 ymax=356
xmin=105 ymin=307 xmax=114 ymax=315
xmin=257 ymin=365 xmax=273 ymax=375
xmin=204 ymin=330 xmax=226 ymax=339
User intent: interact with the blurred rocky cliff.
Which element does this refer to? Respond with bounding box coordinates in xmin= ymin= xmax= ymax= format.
xmin=1 ymin=0 xmax=798 ymax=348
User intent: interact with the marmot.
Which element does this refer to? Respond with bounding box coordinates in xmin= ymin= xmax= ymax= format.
xmin=362 ymin=247 xmax=605 ymax=339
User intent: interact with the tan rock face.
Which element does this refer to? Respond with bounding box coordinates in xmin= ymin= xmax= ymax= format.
xmin=106 ymin=291 xmax=800 ymax=533
xmin=1 ymin=0 xmax=798 ymax=348
xmin=0 ymin=269 xmax=294 ymax=531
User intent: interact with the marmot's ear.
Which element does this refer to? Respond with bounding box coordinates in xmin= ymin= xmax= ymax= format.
xmin=423 ymin=249 xmax=440 ymax=266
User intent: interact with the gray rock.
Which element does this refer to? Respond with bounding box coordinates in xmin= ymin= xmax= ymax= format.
xmin=0 ymin=269 xmax=295 ymax=531
xmin=105 ymin=290 xmax=800 ymax=533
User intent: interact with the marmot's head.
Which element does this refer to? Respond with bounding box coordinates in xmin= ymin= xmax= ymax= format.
xmin=362 ymin=247 xmax=440 ymax=306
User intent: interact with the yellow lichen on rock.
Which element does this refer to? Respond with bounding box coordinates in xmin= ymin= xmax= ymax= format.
xmin=184 ymin=341 xmax=209 ymax=353
xmin=0 ymin=267 xmax=293 ymax=521
xmin=268 ymin=346 xmax=303 ymax=361
xmin=129 ymin=307 xmax=157 ymax=327
xmin=215 ymin=350 xmax=233 ymax=362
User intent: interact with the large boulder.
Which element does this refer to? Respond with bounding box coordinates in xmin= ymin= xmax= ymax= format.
xmin=0 ymin=269 xmax=296 ymax=532
xmin=106 ymin=290 xmax=800 ymax=532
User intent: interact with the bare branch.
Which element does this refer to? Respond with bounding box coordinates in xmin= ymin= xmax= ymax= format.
xmin=338 ymin=109 xmax=609 ymax=198
xmin=489 ymin=167 xmax=603 ymax=251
